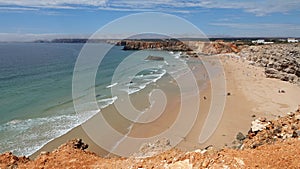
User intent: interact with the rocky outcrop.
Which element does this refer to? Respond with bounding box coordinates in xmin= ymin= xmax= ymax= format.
xmin=145 ymin=55 xmax=164 ymax=61
xmin=241 ymin=106 xmax=300 ymax=149
xmin=239 ymin=44 xmax=300 ymax=83
xmin=117 ymin=40 xmax=192 ymax=51
xmin=70 ymin=138 xmax=89 ymax=150
xmin=0 ymin=152 xmax=29 ymax=169
xmin=202 ymin=41 xmax=240 ymax=54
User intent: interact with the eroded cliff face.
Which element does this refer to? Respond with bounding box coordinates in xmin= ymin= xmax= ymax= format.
xmin=1 ymin=108 xmax=300 ymax=169
xmin=116 ymin=40 xmax=240 ymax=55
xmin=117 ymin=40 xmax=192 ymax=51
xmin=201 ymin=41 xmax=240 ymax=54
xmin=239 ymin=44 xmax=300 ymax=83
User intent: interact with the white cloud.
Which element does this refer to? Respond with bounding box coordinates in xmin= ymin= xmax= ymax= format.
xmin=210 ymin=23 xmax=300 ymax=30
xmin=0 ymin=0 xmax=299 ymax=15
xmin=0 ymin=6 xmax=39 ymax=11
xmin=0 ymin=33 xmax=90 ymax=42
xmin=196 ymin=0 xmax=300 ymax=16
xmin=0 ymin=0 xmax=107 ymax=9
xmin=210 ymin=22 xmax=300 ymax=37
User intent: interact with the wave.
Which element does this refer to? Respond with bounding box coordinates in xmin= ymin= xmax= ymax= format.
xmin=106 ymin=82 xmax=118 ymax=88
xmin=0 ymin=50 xmax=173 ymax=157
xmin=97 ymin=96 xmax=118 ymax=109
xmin=123 ymin=69 xmax=166 ymax=95
xmin=0 ymin=96 xmax=120 ymax=156
xmin=174 ymin=52 xmax=181 ymax=59
xmin=0 ymin=111 xmax=98 ymax=157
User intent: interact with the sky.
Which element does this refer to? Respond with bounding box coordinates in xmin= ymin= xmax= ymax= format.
xmin=0 ymin=0 xmax=300 ymax=41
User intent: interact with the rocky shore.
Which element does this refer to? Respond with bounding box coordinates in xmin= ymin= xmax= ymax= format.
xmin=1 ymin=107 xmax=300 ymax=168
xmin=239 ymin=44 xmax=300 ymax=83
xmin=117 ymin=40 xmax=300 ymax=84
xmin=230 ymin=106 xmax=300 ymax=150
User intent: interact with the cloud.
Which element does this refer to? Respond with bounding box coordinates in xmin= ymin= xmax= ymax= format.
xmin=210 ymin=22 xmax=300 ymax=36
xmin=0 ymin=0 xmax=299 ymax=15
xmin=0 ymin=33 xmax=90 ymax=42
xmin=196 ymin=0 xmax=300 ymax=16
xmin=210 ymin=23 xmax=300 ymax=30
xmin=0 ymin=0 xmax=107 ymax=8
xmin=0 ymin=6 xmax=39 ymax=11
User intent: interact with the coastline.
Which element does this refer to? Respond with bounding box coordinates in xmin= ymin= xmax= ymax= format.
xmin=31 ymin=55 xmax=210 ymax=158
xmin=31 ymin=53 xmax=300 ymax=159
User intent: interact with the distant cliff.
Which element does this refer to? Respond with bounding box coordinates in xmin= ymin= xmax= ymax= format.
xmin=116 ymin=40 xmax=192 ymax=51
xmin=116 ymin=40 xmax=240 ymax=56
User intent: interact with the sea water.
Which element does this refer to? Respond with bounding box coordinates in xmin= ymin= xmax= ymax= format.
xmin=0 ymin=42 xmax=189 ymax=156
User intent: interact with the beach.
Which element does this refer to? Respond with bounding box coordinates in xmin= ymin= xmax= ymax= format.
xmin=31 ymin=53 xmax=300 ymax=158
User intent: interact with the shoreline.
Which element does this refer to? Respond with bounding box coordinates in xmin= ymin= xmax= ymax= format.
xmin=30 ymin=56 xmax=211 ymax=158
xmin=31 ymin=54 xmax=300 ymax=159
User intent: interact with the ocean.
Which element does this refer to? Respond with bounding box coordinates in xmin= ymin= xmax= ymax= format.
xmin=0 ymin=42 xmax=189 ymax=156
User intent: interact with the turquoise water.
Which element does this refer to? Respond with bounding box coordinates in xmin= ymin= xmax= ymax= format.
xmin=0 ymin=43 xmax=185 ymax=156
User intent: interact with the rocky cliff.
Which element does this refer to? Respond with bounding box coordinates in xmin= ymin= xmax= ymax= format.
xmin=239 ymin=44 xmax=300 ymax=83
xmin=202 ymin=41 xmax=240 ymax=54
xmin=116 ymin=40 xmax=241 ymax=55
xmin=117 ymin=40 xmax=192 ymax=51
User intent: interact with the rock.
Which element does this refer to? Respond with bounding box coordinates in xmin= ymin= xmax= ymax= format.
xmin=295 ymin=114 xmax=300 ymax=120
xmin=72 ymin=139 xmax=88 ymax=150
xmin=239 ymin=44 xmax=300 ymax=84
xmin=265 ymin=68 xmax=278 ymax=74
xmin=40 ymin=151 xmax=49 ymax=155
xmin=145 ymin=55 xmax=164 ymax=61
xmin=234 ymin=157 xmax=245 ymax=167
xmin=202 ymin=41 xmax=240 ymax=54
xmin=251 ymin=119 xmax=269 ymax=132
xmin=287 ymin=112 xmax=294 ymax=116
xmin=180 ymin=55 xmax=189 ymax=58
xmin=236 ymin=132 xmax=246 ymax=141
xmin=166 ymin=159 xmax=192 ymax=169
xmin=287 ymin=74 xmax=298 ymax=83
xmin=202 ymin=158 xmax=210 ymax=167
xmin=243 ymin=109 xmax=300 ymax=149
xmin=121 ymin=40 xmax=191 ymax=51
xmin=292 ymin=131 xmax=299 ymax=138
xmin=258 ymin=117 xmax=267 ymax=122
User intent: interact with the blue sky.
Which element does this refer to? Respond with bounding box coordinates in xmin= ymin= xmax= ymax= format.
xmin=0 ymin=0 xmax=300 ymax=41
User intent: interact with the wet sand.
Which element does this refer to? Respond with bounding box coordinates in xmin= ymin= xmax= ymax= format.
xmin=31 ymin=55 xmax=300 ymax=159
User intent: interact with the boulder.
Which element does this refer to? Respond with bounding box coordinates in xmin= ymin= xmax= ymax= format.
xmin=265 ymin=68 xmax=278 ymax=74
xmin=236 ymin=132 xmax=246 ymax=141
xmin=251 ymin=119 xmax=270 ymax=132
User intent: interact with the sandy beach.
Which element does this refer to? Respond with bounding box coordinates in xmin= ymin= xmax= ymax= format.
xmin=31 ymin=54 xmax=300 ymax=159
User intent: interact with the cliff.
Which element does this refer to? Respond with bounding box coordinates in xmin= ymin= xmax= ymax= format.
xmin=117 ymin=40 xmax=192 ymax=51
xmin=115 ymin=40 xmax=241 ymax=59
xmin=201 ymin=41 xmax=240 ymax=54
